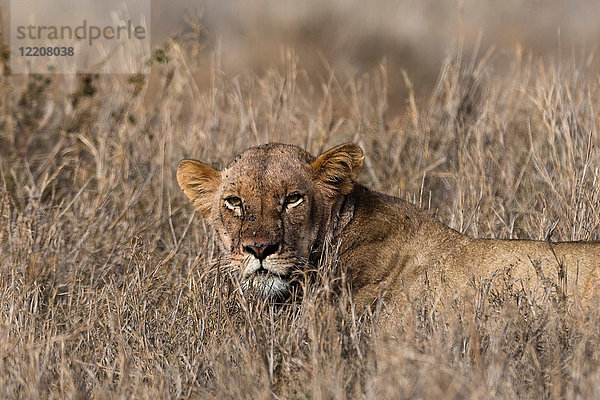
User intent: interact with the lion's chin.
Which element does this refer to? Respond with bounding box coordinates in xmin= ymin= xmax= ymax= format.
xmin=242 ymin=273 xmax=290 ymax=300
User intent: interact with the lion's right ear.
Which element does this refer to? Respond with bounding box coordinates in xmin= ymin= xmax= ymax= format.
xmin=176 ymin=159 xmax=221 ymax=218
xmin=311 ymin=143 xmax=364 ymax=196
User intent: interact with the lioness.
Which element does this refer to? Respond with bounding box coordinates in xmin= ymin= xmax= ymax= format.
xmin=177 ymin=143 xmax=600 ymax=309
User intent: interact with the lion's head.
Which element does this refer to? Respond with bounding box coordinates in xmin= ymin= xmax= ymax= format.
xmin=177 ymin=143 xmax=364 ymax=299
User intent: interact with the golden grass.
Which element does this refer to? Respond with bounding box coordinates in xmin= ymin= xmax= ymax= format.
xmin=1 ymin=36 xmax=600 ymax=398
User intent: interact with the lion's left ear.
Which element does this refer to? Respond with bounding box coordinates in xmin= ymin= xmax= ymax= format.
xmin=311 ymin=143 xmax=364 ymax=195
xmin=177 ymin=159 xmax=221 ymax=218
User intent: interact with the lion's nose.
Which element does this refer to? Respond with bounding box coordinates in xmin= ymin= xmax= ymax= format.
xmin=243 ymin=242 xmax=279 ymax=260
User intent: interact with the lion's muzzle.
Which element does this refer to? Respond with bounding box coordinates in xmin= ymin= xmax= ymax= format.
xmin=242 ymin=241 xmax=280 ymax=260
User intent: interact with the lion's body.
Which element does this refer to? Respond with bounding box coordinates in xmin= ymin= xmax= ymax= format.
xmin=338 ymin=184 xmax=600 ymax=308
xmin=177 ymin=143 xmax=600 ymax=310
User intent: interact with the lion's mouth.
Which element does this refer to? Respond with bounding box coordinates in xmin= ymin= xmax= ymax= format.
xmin=243 ymin=267 xmax=290 ymax=299
xmin=235 ymin=255 xmax=301 ymax=299
xmin=253 ymin=265 xmax=288 ymax=279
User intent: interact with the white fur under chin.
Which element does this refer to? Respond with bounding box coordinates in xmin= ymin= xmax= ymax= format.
xmin=244 ymin=274 xmax=289 ymax=298
xmin=241 ymin=257 xmax=290 ymax=298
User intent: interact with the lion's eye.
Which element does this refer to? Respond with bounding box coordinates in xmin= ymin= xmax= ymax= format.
xmin=224 ymin=196 xmax=243 ymax=208
xmin=284 ymin=193 xmax=303 ymax=208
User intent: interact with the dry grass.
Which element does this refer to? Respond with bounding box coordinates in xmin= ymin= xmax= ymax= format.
xmin=1 ymin=33 xmax=600 ymax=399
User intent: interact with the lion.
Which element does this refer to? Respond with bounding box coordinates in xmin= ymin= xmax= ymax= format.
xmin=177 ymin=142 xmax=600 ymax=309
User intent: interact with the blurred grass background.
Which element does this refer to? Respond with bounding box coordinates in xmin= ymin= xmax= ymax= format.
xmin=1 ymin=0 xmax=600 ymax=398
xmin=149 ymin=0 xmax=600 ymax=108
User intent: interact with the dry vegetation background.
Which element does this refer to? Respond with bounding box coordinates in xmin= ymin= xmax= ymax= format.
xmin=2 ymin=1 xmax=600 ymax=398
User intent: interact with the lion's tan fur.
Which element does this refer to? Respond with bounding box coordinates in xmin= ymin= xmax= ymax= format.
xmin=177 ymin=143 xmax=600 ymax=309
